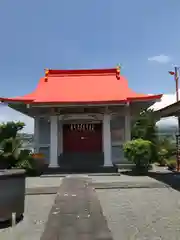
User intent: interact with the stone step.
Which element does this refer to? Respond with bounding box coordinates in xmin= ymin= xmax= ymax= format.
xmin=43 ymin=166 xmax=118 ymax=175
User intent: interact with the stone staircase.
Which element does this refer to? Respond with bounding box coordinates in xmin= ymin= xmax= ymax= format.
xmin=43 ymin=152 xmax=118 ymax=174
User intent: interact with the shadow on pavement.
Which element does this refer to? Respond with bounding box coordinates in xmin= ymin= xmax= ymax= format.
xmin=121 ymin=169 xmax=180 ymax=191
xmin=0 ymin=214 xmax=23 ymax=229
xmin=148 ymin=171 xmax=180 ymax=192
xmin=120 ymin=170 xmax=149 ymax=176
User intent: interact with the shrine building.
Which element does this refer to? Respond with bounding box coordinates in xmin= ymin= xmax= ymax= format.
xmin=0 ymin=67 xmax=162 ymax=170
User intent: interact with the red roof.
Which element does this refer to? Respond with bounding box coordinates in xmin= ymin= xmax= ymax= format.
xmin=0 ymin=68 xmax=162 ymax=104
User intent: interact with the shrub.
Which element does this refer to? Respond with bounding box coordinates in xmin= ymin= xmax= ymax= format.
xmin=123 ymin=138 xmax=153 ymax=172
xmin=166 ymin=159 xmax=177 ymax=171
xmin=157 ymin=148 xmax=168 ymax=166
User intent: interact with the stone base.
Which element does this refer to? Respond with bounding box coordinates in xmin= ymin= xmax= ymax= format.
xmin=0 ymin=169 xmax=25 ymax=222
xmin=43 ymin=166 xmax=118 ymax=175
xmin=116 ymin=163 xmax=135 ymax=170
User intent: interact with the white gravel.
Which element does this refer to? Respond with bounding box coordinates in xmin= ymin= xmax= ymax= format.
xmin=26 ymin=176 xmax=63 ymax=188
xmin=90 ymin=174 xmax=159 ymax=184
xmin=97 ymin=188 xmax=180 ymax=240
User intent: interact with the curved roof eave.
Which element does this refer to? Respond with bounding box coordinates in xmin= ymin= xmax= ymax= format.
xmin=0 ymin=94 xmax=162 ymax=105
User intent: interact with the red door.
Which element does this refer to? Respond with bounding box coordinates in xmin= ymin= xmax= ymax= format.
xmin=63 ymin=123 xmax=102 ymax=153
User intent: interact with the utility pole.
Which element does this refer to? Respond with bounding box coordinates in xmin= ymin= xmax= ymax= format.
xmin=169 ymin=66 xmax=180 ymax=171
xmin=174 ymin=66 xmax=179 ymax=102
xmin=174 ymin=66 xmax=180 ymax=133
xmin=176 ymin=67 xmax=180 ymax=172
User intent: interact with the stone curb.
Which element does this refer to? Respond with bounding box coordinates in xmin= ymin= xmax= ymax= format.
xmin=91 ymin=181 xmax=169 ymax=189
xmin=26 ymin=181 xmax=169 ymax=195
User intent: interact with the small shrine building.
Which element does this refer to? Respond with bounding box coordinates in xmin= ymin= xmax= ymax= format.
xmin=0 ymin=67 xmax=162 ymax=170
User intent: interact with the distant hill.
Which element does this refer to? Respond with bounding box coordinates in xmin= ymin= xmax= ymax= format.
xmin=156 ymin=117 xmax=178 ymax=136
xmin=17 ymin=133 xmax=34 ymax=150
xmin=157 ymin=125 xmax=178 ymax=135
xmin=17 ymin=133 xmax=34 ymax=140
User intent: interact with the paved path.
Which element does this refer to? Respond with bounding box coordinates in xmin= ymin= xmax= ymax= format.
xmin=1 ymin=172 xmax=180 ymax=239
xmin=0 ymin=176 xmax=63 ymax=240
xmin=26 ymin=176 xmax=63 ymax=188
xmin=40 ymin=177 xmax=113 ymax=240
xmin=90 ymin=174 xmax=168 ymax=189
xmin=0 ymin=194 xmax=56 ymax=240
xmin=97 ymin=188 xmax=180 ymax=240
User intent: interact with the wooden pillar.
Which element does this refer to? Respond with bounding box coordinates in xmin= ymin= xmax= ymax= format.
xmin=103 ymin=113 xmax=113 ymax=166
xmin=125 ymin=104 xmax=131 ymax=142
xmin=49 ymin=116 xmax=58 ymax=167
xmin=34 ymin=117 xmax=39 ymax=153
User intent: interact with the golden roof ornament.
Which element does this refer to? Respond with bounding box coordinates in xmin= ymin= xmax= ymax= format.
xmin=116 ymin=64 xmax=121 ymax=73
xmin=45 ymin=68 xmax=49 ymax=76
xmin=44 ymin=68 xmax=49 ymax=82
xmin=116 ymin=64 xmax=121 ymax=80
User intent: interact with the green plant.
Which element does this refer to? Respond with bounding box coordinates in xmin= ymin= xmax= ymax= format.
xmin=123 ymin=138 xmax=153 ymax=173
xmin=0 ymin=121 xmax=25 ymax=140
xmin=157 ymin=148 xmax=168 ymax=166
xmin=131 ymin=109 xmax=160 ymax=163
xmin=158 ymin=136 xmax=176 ymax=158
xmin=166 ymin=159 xmax=177 ymax=171
xmin=0 ymin=121 xmax=34 ymax=173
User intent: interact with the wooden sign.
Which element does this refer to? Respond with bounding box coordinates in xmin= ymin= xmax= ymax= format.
xmin=70 ymin=124 xmax=94 ymax=131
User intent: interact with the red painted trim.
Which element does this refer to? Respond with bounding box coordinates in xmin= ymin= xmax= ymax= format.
xmin=48 ymin=68 xmax=117 ymax=76
xmin=28 ymin=100 xmax=127 ymax=105
xmin=0 ymin=97 xmax=34 ymax=103
xmin=127 ymin=94 xmax=162 ymax=101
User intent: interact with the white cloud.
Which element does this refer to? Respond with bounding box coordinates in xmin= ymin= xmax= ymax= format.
xmin=156 ymin=116 xmax=178 ymax=127
xmin=148 ymin=54 xmax=171 ymax=64
xmin=0 ymin=104 xmax=34 ymax=133
xmin=151 ymin=93 xmax=176 ymax=111
xmin=151 ymin=91 xmax=178 ymax=126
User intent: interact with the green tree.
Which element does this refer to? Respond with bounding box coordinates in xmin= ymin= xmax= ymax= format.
xmin=131 ymin=109 xmax=158 ymax=141
xmin=158 ymin=136 xmax=176 ymax=160
xmin=0 ymin=121 xmax=25 ymax=141
xmin=0 ymin=121 xmax=34 ymax=171
xmin=131 ymin=109 xmax=159 ymax=162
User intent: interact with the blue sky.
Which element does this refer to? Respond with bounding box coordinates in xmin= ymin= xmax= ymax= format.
xmin=0 ymin=0 xmax=179 ymax=132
